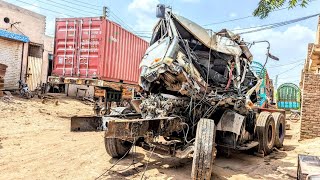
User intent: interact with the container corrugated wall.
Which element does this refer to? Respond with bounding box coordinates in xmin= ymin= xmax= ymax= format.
xmin=100 ymin=20 xmax=149 ymax=84
xmin=53 ymin=17 xmax=149 ymax=85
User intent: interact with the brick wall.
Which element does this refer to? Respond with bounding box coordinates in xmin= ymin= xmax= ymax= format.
xmin=300 ymin=72 xmax=320 ymax=139
xmin=0 ymin=38 xmax=23 ymax=89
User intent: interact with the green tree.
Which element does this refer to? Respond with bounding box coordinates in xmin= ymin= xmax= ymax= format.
xmin=253 ymin=0 xmax=310 ymax=19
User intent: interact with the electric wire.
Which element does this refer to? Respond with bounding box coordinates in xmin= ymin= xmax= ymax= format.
xmin=38 ymin=0 xmax=138 ymax=35
xmin=109 ymin=11 xmax=136 ymax=33
xmin=202 ymin=0 xmax=318 ymax=26
xmin=274 ymin=62 xmax=304 ymax=76
xmin=94 ymin=139 xmax=137 ymax=180
xmin=14 ymin=0 xmax=75 ymax=17
xmin=236 ymin=12 xmax=319 ymax=32
xmin=59 ymin=0 xmax=101 ymax=11
xmin=73 ymin=0 xmax=101 ymax=8
xmin=140 ymin=145 xmax=156 ymax=180
xmin=267 ymin=59 xmax=304 ymax=68
xmin=45 ymin=0 xmax=100 ymax=16
xmin=34 ymin=0 xmax=90 ymax=17
xmin=236 ymin=13 xmax=320 ymax=34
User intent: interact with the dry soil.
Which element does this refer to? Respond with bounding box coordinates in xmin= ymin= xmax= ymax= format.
xmin=0 ymin=95 xmax=319 ymax=180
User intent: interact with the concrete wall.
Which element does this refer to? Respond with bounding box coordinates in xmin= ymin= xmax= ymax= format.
xmin=0 ymin=38 xmax=23 ymax=89
xmin=42 ymin=35 xmax=54 ymax=83
xmin=0 ymin=1 xmax=53 ymax=85
xmin=0 ymin=1 xmax=45 ymax=44
xmin=300 ymin=73 xmax=320 ymax=139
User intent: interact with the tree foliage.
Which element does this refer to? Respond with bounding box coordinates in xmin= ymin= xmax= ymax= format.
xmin=253 ymin=0 xmax=310 ymax=19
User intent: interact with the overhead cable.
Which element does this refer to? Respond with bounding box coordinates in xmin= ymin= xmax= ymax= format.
xmin=202 ymin=0 xmax=318 ymax=26
xmin=15 ymin=0 xmax=74 ymax=17
xmin=237 ymin=13 xmax=320 ymax=34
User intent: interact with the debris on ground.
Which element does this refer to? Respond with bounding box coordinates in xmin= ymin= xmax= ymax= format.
xmin=1 ymin=96 xmax=320 ymax=179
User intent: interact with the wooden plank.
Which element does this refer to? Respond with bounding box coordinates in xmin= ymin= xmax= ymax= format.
xmin=26 ymin=56 xmax=43 ymax=91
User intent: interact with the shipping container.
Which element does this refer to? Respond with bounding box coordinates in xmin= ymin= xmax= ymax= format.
xmin=277 ymin=83 xmax=300 ymax=110
xmin=52 ymin=17 xmax=149 ymax=85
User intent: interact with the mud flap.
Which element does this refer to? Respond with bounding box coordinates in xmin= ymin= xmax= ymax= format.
xmin=71 ymin=116 xmax=103 ymax=132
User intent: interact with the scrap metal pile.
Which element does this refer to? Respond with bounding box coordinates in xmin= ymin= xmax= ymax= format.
xmin=139 ymin=11 xmax=262 ymax=133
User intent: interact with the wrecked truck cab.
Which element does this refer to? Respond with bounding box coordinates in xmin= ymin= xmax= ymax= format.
xmin=101 ymin=8 xmax=285 ymax=180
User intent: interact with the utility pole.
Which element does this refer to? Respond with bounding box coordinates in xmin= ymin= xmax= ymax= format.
xmin=102 ymin=6 xmax=109 ymax=18
xmin=275 ymin=75 xmax=278 ymax=89
xmin=274 ymin=75 xmax=278 ymax=104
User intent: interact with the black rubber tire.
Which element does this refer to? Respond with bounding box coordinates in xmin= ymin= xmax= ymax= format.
xmin=256 ymin=112 xmax=276 ymax=155
xmin=191 ymin=118 xmax=216 ymax=180
xmin=272 ymin=112 xmax=286 ymax=148
xmin=105 ymin=138 xmax=132 ymax=158
xmin=105 ymin=107 xmax=132 ymax=158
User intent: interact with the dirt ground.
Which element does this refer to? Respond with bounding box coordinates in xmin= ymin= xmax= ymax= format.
xmin=1 ymin=94 xmax=320 ymax=180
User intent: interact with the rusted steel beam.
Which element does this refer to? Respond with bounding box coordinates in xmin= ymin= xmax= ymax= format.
xmin=105 ymin=117 xmax=184 ymax=140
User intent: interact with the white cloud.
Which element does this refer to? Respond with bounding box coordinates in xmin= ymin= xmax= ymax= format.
xmin=128 ymin=0 xmax=160 ymax=13
xmin=179 ymin=0 xmax=200 ymax=3
xmin=242 ymin=24 xmax=315 ymax=86
xmin=128 ymin=0 xmax=160 ymax=40
xmin=229 ymin=12 xmax=237 ymax=18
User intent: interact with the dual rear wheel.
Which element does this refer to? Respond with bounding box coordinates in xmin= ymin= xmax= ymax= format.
xmin=191 ymin=112 xmax=285 ymax=180
xmin=256 ymin=111 xmax=285 ymax=155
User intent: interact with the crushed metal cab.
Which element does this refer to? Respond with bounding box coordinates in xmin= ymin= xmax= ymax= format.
xmin=73 ymin=8 xmax=285 ymax=180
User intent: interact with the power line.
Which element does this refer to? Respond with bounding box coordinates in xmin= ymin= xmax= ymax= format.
xmin=58 ymin=0 xmax=101 ymax=11
xmin=202 ymin=6 xmax=289 ymax=26
xmin=275 ymin=62 xmax=304 ymax=76
xmin=109 ymin=11 xmax=136 ymax=33
xmin=14 ymin=0 xmax=74 ymax=17
xmin=34 ymin=0 xmax=91 ymax=17
xmin=233 ymin=13 xmax=319 ymax=32
xmin=73 ymin=0 xmax=101 ymax=8
xmin=237 ymin=13 xmax=320 ymax=34
xmin=277 ymin=74 xmax=301 ymax=79
xmin=203 ymin=15 xmax=253 ymax=26
xmin=109 ymin=13 xmax=135 ymax=33
xmin=202 ymin=0 xmax=319 ymax=26
xmin=267 ymin=59 xmax=305 ymax=68
xmin=45 ymin=0 xmax=100 ymax=16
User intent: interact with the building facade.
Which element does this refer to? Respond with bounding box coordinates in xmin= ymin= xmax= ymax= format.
xmin=0 ymin=0 xmax=53 ymax=90
xmin=300 ymin=16 xmax=320 ymax=139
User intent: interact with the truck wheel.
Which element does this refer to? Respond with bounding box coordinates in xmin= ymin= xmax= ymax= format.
xmin=256 ymin=112 xmax=276 ymax=155
xmin=105 ymin=107 xmax=132 ymax=158
xmin=105 ymin=138 xmax=132 ymax=158
xmin=191 ymin=118 xmax=216 ymax=180
xmin=272 ymin=112 xmax=286 ymax=148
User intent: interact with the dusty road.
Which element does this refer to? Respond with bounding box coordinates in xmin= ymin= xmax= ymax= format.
xmin=1 ymin=95 xmax=320 ymax=180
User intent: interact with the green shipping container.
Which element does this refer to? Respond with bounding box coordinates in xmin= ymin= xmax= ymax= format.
xmin=277 ymin=83 xmax=300 ymax=110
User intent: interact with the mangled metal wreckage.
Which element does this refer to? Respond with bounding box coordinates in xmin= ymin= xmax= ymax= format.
xmin=73 ymin=10 xmax=286 ymax=180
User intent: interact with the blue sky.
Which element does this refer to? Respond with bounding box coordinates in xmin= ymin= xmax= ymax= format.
xmin=4 ymin=0 xmax=320 ymax=87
